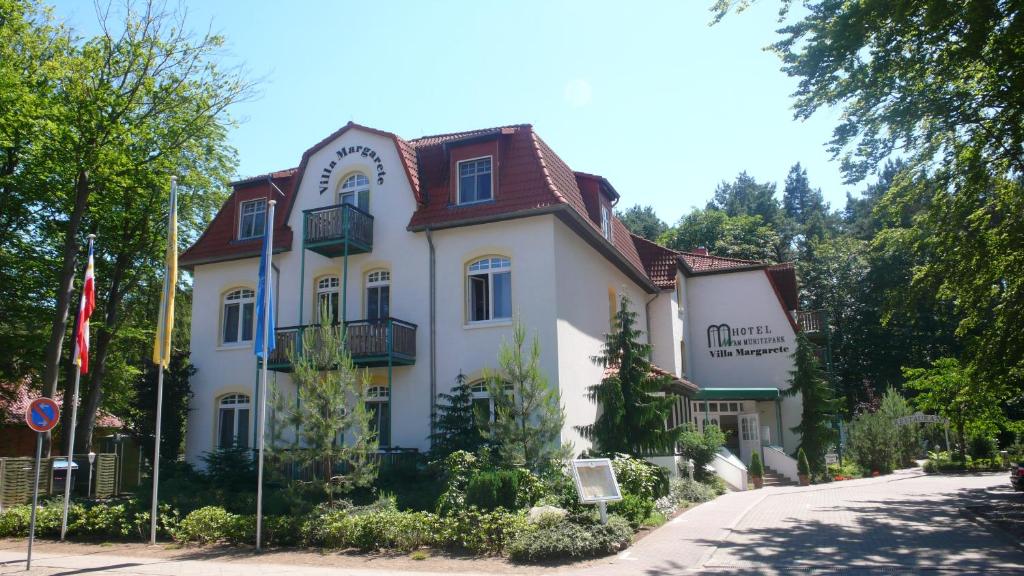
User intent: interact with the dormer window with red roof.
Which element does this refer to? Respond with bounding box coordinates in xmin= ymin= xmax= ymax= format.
xmin=457 ymin=156 xmax=493 ymax=205
xmin=238 ymin=199 xmax=266 ymax=240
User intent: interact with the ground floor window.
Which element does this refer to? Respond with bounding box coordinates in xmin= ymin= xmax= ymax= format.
xmin=366 ymin=386 xmax=390 ymax=447
xmin=218 ymin=394 xmax=251 ymax=449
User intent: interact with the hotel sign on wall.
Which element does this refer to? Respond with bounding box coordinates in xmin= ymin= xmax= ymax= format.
xmin=706 ymin=323 xmax=790 ymax=359
xmin=318 ymin=144 xmax=388 ymax=194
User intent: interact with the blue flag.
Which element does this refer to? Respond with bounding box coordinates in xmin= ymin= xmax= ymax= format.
xmin=254 ymin=212 xmax=275 ymax=359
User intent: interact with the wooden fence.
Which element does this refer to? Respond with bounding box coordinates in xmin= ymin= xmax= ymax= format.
xmin=0 ymin=453 xmax=119 ymax=511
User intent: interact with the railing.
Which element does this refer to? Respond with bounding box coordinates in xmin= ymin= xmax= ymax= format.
xmin=303 ymin=203 xmax=373 ymax=248
xmin=797 ymin=309 xmax=827 ymax=334
xmin=274 ymin=448 xmax=419 ymax=482
xmin=267 ymin=318 xmax=417 ymax=367
xmin=763 ymin=445 xmax=800 ymax=483
xmin=711 ymin=447 xmax=748 ymax=491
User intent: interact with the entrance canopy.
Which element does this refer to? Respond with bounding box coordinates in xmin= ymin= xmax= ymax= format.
xmin=694 ymin=388 xmax=780 ymax=401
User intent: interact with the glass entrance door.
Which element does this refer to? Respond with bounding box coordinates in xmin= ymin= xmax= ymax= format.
xmin=739 ymin=412 xmax=761 ymax=466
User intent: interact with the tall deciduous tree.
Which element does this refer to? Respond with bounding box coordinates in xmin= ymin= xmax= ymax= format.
xmin=662 ymin=208 xmax=781 ymax=263
xmin=579 ymin=295 xmax=682 ymax=455
xmin=484 ymin=317 xmax=569 ymax=472
xmin=783 ymin=332 xmax=837 ymax=475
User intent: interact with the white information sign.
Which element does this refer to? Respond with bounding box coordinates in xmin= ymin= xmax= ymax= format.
xmin=570 ymin=458 xmax=623 ymax=504
xmin=894 ymin=412 xmax=948 ymax=426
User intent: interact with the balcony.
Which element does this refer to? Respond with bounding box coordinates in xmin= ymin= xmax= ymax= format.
xmin=797 ymin=309 xmax=828 ymax=341
xmin=266 ymin=317 xmax=417 ymax=371
xmin=303 ymin=203 xmax=373 ymax=257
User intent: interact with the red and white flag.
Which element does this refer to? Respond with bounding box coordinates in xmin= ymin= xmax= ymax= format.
xmin=74 ymin=239 xmax=96 ymax=373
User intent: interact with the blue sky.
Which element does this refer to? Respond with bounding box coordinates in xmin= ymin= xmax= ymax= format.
xmin=50 ymin=0 xmax=864 ymax=225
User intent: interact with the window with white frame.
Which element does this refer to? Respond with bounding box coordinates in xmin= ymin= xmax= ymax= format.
xmin=365 ymin=386 xmax=390 ymax=447
xmin=339 ymin=173 xmax=370 ymax=211
xmin=217 ymin=394 xmax=251 ymax=449
xmin=238 ymin=199 xmax=267 ymax=240
xmin=366 ymin=270 xmax=390 ymax=321
xmin=457 ymin=157 xmax=492 ymax=204
xmin=316 ymin=276 xmax=340 ymax=323
xmin=222 ymin=288 xmax=255 ymax=344
xmin=470 ymin=381 xmax=514 ymax=424
xmin=600 ymin=204 xmax=613 ymax=240
xmin=467 ymin=256 xmax=511 ymax=322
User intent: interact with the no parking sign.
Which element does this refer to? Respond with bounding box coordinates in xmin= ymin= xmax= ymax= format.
xmin=25 ymin=397 xmax=60 ymax=432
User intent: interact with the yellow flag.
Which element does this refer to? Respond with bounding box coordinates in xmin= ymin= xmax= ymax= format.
xmin=152 ymin=178 xmax=178 ymax=368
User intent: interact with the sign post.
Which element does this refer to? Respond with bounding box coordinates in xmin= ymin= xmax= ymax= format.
xmin=25 ymin=397 xmax=60 ymax=571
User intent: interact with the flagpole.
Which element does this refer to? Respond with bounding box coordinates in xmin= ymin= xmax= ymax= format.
xmin=60 ymin=234 xmax=95 ymax=541
xmin=150 ymin=176 xmax=177 ymax=545
xmin=260 ymin=198 xmax=280 ymax=553
xmin=256 ymin=199 xmax=275 ymax=552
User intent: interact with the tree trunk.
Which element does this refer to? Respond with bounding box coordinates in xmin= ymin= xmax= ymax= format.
xmin=74 ymin=249 xmax=129 ymax=454
xmin=41 ymin=168 xmax=90 ymax=456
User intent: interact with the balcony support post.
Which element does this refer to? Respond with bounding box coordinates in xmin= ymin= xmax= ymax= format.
xmin=386 ymin=319 xmax=393 ymax=450
xmin=342 ymin=208 xmax=349 ymax=325
xmin=298 ymin=217 xmax=307 ymax=327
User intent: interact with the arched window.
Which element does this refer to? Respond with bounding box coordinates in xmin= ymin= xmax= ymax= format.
xmin=316 ymin=276 xmax=340 ymax=323
xmin=467 ymin=257 xmax=511 ymax=322
xmin=365 ymin=386 xmax=390 ymax=447
xmin=339 ymin=173 xmax=370 ymax=212
xmin=222 ymin=288 xmax=255 ymax=344
xmin=366 ymin=270 xmax=390 ymax=321
xmin=470 ymin=381 xmax=492 ymax=424
xmin=217 ymin=394 xmax=251 ymax=449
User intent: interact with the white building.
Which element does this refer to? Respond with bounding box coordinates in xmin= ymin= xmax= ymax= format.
xmin=180 ymin=122 xmax=816 ymax=473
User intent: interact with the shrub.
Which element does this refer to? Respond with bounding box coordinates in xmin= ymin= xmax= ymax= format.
xmin=466 ymin=470 xmax=520 ymax=511
xmin=508 ymin=515 xmax=632 ymax=562
xmin=611 ymin=455 xmax=668 ymax=499
xmin=72 ymin=504 xmax=134 ymax=540
xmin=174 ymin=506 xmax=242 ymax=544
xmin=797 ymin=448 xmax=810 ymax=477
xmin=609 ymin=494 xmax=654 ymax=530
xmin=748 ymin=452 xmax=764 ymax=478
xmin=434 ymin=506 xmax=528 ymax=554
xmin=435 ymin=450 xmax=480 ymax=515
xmin=669 ymin=478 xmax=717 ymax=504
xmin=846 ymin=410 xmax=897 ymax=474
xmin=968 ymin=434 xmax=998 ymax=460
xmin=677 ymin=424 xmax=726 ymax=482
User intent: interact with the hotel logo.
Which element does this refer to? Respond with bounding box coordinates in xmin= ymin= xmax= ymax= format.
xmin=707 ymin=323 xmax=733 ymax=348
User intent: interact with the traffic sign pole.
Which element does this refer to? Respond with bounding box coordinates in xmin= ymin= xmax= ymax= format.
xmin=27 ymin=432 xmax=42 ymax=570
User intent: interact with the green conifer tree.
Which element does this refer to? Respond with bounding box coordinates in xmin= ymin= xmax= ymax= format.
xmin=784 ymin=332 xmax=838 ymax=475
xmin=430 ymin=373 xmax=486 ymax=458
xmin=578 ymin=295 xmax=682 ymax=455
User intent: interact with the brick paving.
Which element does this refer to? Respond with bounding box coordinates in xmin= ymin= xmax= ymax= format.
xmin=581 ymin=468 xmax=1024 ymax=575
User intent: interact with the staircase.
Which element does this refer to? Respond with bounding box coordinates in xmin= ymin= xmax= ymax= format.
xmin=762 ymin=465 xmax=797 ymax=487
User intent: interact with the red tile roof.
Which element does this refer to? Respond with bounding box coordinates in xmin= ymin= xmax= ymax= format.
xmin=677 ymin=251 xmax=763 ymax=274
xmin=1 ymin=384 xmax=123 ymax=428
xmin=632 ymin=235 xmax=679 ymax=289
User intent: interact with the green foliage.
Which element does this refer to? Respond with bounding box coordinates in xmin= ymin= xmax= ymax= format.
xmin=430 ymin=373 xmax=486 ymax=458
xmin=433 ymin=507 xmax=528 ymax=554
xmin=671 ymin=478 xmax=718 ymax=504
xmin=466 ymin=470 xmax=520 ymax=511
xmin=661 ymin=208 xmax=781 ymax=263
xmin=484 ymin=317 xmax=569 ymax=472
xmin=967 ymin=434 xmax=998 ymax=461
xmin=846 ymin=410 xmax=897 ymax=475
xmin=270 ymin=303 xmax=378 ymax=505
xmin=676 ymin=424 xmax=725 ymax=482
xmin=784 ymin=333 xmax=837 ymax=475
xmin=435 ymin=450 xmax=480 ymax=515
xmin=608 ymin=493 xmax=654 ymax=530
xmin=611 ymin=455 xmax=667 ymax=500
xmin=748 ymin=452 xmax=763 ymax=478
xmin=879 ymin=388 xmax=919 ymax=467
xmin=579 ymin=296 xmax=682 ymax=455
xmin=174 ymin=506 xmax=244 ymax=545
xmin=617 ymin=204 xmax=668 ymax=241
xmin=508 ymin=516 xmax=632 ymax=562
xmin=797 ymin=448 xmax=810 ymax=477
xmin=129 ymin=352 xmax=194 ymax=461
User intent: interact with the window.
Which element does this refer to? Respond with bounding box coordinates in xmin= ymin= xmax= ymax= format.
xmin=222 ymin=289 xmax=255 ymax=344
xmin=366 ymin=270 xmax=390 ymax=321
xmin=600 ymin=204 xmax=613 ymax=240
xmin=238 ymin=199 xmax=266 ymax=240
xmin=467 ymin=257 xmax=511 ymax=322
xmin=365 ymin=386 xmax=390 ymax=447
xmin=457 ymin=157 xmax=492 ymax=204
xmin=680 ymin=339 xmax=687 ymax=376
xmin=316 ymin=276 xmax=340 ymax=323
xmin=339 ymin=173 xmax=370 ymax=211
xmin=608 ymin=287 xmax=618 ymax=324
xmin=217 ymin=394 xmax=251 ymax=449
xmin=470 ymin=381 xmax=493 ymax=424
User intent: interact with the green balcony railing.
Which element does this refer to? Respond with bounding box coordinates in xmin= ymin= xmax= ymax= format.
xmin=267 ymin=317 xmax=416 ymax=371
xmin=302 ymin=203 xmax=373 ymax=256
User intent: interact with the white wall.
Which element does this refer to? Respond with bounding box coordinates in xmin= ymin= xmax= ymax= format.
xmin=552 ymin=220 xmax=651 ymax=454
xmin=684 ymin=269 xmax=803 ymax=452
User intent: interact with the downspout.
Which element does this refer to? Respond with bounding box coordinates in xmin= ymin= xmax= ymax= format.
xmin=427 ymin=228 xmax=437 ymax=441
xmin=644 ymin=293 xmax=658 ymax=361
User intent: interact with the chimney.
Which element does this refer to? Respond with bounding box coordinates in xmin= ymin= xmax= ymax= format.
xmin=693 ymin=247 xmax=709 ymax=256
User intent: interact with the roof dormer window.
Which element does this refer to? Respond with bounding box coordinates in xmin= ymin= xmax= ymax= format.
xmin=238 ymin=199 xmax=266 ymax=240
xmin=600 ymin=204 xmax=613 ymax=241
xmin=457 ymin=156 xmax=493 ymax=205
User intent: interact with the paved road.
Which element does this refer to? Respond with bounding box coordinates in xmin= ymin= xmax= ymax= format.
xmin=2 ymin=469 xmax=1021 ymax=575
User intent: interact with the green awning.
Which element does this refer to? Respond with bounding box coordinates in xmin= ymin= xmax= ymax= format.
xmin=694 ymin=388 xmax=780 ymax=400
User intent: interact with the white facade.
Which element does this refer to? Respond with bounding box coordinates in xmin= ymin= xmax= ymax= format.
xmin=183 ymin=123 xmax=807 ymax=467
